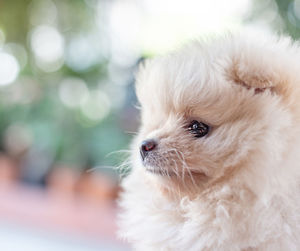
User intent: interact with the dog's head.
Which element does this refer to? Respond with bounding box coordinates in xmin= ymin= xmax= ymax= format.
xmin=132 ymin=33 xmax=300 ymax=191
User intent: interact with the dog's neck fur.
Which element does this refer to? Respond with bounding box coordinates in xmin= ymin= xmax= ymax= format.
xmin=119 ymin=158 xmax=300 ymax=250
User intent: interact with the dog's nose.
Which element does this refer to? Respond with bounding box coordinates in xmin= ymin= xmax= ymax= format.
xmin=140 ymin=139 xmax=157 ymax=160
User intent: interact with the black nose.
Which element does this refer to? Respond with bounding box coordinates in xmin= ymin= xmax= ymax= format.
xmin=140 ymin=139 xmax=157 ymax=160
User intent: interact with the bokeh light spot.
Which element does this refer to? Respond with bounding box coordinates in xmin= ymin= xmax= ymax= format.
xmin=0 ymin=51 xmax=20 ymax=86
xmin=59 ymin=77 xmax=89 ymax=108
xmin=30 ymin=25 xmax=64 ymax=72
xmin=80 ymin=90 xmax=111 ymax=121
xmin=65 ymin=34 xmax=104 ymax=72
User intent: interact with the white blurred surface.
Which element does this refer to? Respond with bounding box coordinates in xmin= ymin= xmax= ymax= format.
xmin=0 ymin=221 xmax=128 ymax=251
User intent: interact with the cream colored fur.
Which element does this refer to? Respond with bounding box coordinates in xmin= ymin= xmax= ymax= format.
xmin=118 ymin=32 xmax=300 ymax=251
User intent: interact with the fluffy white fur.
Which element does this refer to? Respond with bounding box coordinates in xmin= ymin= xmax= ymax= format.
xmin=118 ymin=32 xmax=300 ymax=251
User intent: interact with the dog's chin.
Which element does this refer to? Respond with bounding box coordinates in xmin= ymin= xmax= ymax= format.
xmin=143 ymin=163 xmax=210 ymax=196
xmin=143 ymin=162 xmax=208 ymax=180
xmin=145 ymin=167 xmax=170 ymax=175
xmin=143 ymin=163 xmax=174 ymax=176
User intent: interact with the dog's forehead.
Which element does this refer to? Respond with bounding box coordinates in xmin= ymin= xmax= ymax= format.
xmin=138 ymin=53 xmax=224 ymax=99
xmin=138 ymin=77 xmax=246 ymax=126
xmin=138 ymin=53 xmax=234 ymax=109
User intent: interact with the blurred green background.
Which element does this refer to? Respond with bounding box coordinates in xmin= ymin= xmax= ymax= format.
xmin=0 ymin=0 xmax=139 ymax=184
xmin=0 ymin=0 xmax=298 ymax=185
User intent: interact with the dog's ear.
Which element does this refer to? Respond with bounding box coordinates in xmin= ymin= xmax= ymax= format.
xmin=226 ymin=41 xmax=290 ymax=95
xmin=230 ymin=58 xmax=275 ymax=94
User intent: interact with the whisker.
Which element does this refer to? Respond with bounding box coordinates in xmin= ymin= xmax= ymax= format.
xmin=124 ymin=131 xmax=138 ymax=135
xmin=105 ymin=149 xmax=131 ymax=158
xmin=172 ymin=148 xmax=198 ymax=189
xmin=86 ymin=165 xmax=116 ymax=173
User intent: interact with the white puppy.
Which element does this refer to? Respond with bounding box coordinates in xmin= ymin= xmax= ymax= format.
xmin=118 ymin=32 xmax=300 ymax=250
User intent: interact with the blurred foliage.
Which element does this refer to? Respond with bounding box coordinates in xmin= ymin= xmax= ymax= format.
xmin=249 ymin=0 xmax=300 ymax=38
xmin=275 ymin=0 xmax=300 ymax=38
xmin=0 ymin=0 xmax=137 ymax=178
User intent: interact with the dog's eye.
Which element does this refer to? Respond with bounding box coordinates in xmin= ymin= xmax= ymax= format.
xmin=188 ymin=120 xmax=210 ymax=138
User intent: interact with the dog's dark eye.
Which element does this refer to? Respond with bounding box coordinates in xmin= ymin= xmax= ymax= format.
xmin=188 ymin=120 xmax=210 ymax=138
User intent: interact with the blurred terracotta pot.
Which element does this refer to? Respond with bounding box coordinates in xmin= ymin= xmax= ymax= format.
xmin=76 ymin=172 xmax=118 ymax=203
xmin=0 ymin=153 xmax=18 ymax=185
xmin=47 ymin=165 xmax=80 ymax=197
